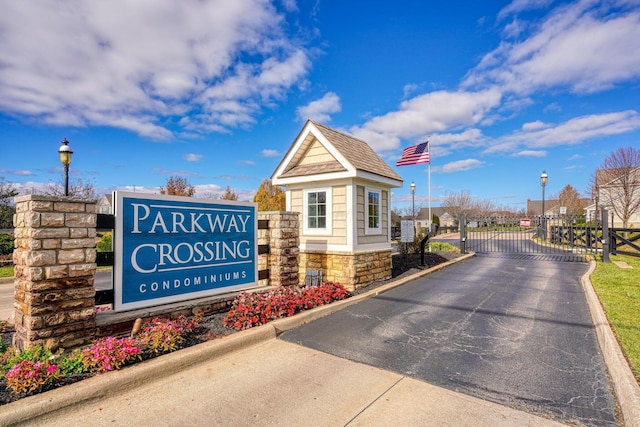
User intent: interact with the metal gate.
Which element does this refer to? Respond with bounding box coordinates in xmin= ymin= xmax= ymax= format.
xmin=459 ymin=214 xmax=602 ymax=257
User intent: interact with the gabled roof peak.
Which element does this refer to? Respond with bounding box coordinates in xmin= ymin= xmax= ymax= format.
xmin=272 ymin=120 xmax=402 ymax=187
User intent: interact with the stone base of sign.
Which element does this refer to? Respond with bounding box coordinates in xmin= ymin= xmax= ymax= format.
xmin=258 ymin=211 xmax=300 ymax=288
xmin=300 ymin=249 xmax=392 ymax=291
xmin=12 ymin=195 xmax=97 ymax=351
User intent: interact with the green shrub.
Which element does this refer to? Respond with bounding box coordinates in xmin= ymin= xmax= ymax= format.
xmin=0 ymin=232 xmax=14 ymax=256
xmin=428 ymin=241 xmax=460 ymax=252
xmin=57 ymin=349 xmax=86 ymax=376
xmin=96 ymin=232 xmax=112 ymax=252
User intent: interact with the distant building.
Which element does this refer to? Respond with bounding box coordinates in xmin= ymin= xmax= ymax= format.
xmin=416 ymin=207 xmax=456 ymax=227
xmin=585 ymin=166 xmax=640 ymax=227
xmin=97 ymin=194 xmax=113 ymax=214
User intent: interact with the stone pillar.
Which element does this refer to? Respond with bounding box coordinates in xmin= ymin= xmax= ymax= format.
xmin=12 ymin=195 xmax=97 ymax=351
xmin=258 ymin=211 xmax=299 ymax=288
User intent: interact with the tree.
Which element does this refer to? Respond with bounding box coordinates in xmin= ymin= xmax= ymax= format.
xmin=0 ymin=178 xmax=18 ymax=229
xmin=592 ymin=146 xmax=640 ymax=227
xmin=391 ymin=209 xmax=402 ymax=226
xmin=554 ymin=184 xmax=585 ymax=216
xmin=40 ymin=177 xmax=98 ymax=199
xmin=253 ymin=179 xmax=285 ymax=211
xmin=471 ymin=198 xmax=497 ymax=217
xmin=441 ymin=190 xmax=475 ymax=222
xmin=160 ymin=176 xmax=195 ymax=197
xmin=219 ymin=186 xmax=239 ymax=201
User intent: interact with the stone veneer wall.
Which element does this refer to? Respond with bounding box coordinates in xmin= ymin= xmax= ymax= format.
xmin=300 ymin=249 xmax=392 ymax=291
xmin=258 ymin=211 xmax=299 ymax=288
xmin=12 ymin=195 xmax=97 ymax=351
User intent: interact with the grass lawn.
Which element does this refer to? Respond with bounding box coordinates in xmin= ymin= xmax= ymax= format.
xmin=590 ymin=254 xmax=640 ymax=381
xmin=0 ymin=265 xmax=13 ymax=278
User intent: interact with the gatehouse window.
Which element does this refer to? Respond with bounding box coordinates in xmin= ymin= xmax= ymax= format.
xmin=304 ymin=188 xmax=332 ymax=235
xmin=366 ymin=188 xmax=382 ymax=234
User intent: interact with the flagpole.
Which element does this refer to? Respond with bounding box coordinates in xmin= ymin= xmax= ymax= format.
xmin=428 ymin=162 xmax=431 ymax=230
xmin=427 ymin=136 xmax=431 ymax=232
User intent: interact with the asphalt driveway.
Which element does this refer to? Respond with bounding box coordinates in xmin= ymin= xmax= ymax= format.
xmin=281 ymin=253 xmax=618 ymax=426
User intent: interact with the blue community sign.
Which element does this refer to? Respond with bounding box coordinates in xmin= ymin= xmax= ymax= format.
xmin=114 ymin=192 xmax=258 ymax=311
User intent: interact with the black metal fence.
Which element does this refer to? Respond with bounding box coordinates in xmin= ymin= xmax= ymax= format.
xmin=458 ymin=214 xmax=603 ymax=255
xmin=457 ymin=209 xmax=640 ymax=260
xmin=610 ymin=228 xmax=640 ymax=257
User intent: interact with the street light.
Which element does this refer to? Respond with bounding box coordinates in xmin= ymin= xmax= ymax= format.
xmin=540 ymin=170 xmax=548 ymax=239
xmin=58 ymin=139 xmax=73 ymax=196
xmin=540 ymin=170 xmax=548 ymax=217
xmin=410 ymin=181 xmax=416 ymax=222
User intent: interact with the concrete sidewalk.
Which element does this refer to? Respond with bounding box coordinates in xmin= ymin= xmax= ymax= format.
xmin=0 ymin=255 xmax=638 ymax=426
xmin=5 ymin=337 xmax=564 ymax=427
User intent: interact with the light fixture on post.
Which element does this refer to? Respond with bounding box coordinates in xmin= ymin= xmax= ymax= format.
xmin=410 ymin=181 xmax=416 ymax=223
xmin=58 ymin=139 xmax=73 ymax=196
xmin=540 ymin=170 xmax=548 ymax=239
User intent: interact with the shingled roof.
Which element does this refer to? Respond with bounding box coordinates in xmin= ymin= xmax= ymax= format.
xmin=272 ymin=120 xmax=403 ymax=187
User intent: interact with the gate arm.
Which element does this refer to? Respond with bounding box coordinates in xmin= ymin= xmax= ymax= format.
xmin=420 ymin=233 xmax=430 ymax=266
xmin=419 ymin=223 xmax=438 ymax=266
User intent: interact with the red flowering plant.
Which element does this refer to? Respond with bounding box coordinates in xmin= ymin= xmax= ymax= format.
xmin=81 ymin=336 xmax=142 ymax=373
xmin=5 ymin=359 xmax=62 ymax=394
xmin=300 ymin=282 xmax=351 ymax=309
xmin=223 ymin=283 xmax=351 ymax=331
xmin=138 ymin=315 xmax=199 ymax=354
xmin=223 ymin=287 xmax=304 ymax=330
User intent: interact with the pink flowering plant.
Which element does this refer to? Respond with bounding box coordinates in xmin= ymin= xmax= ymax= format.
xmin=81 ymin=336 xmax=142 ymax=373
xmin=5 ymin=360 xmax=62 ymax=394
xmin=138 ymin=315 xmax=199 ymax=354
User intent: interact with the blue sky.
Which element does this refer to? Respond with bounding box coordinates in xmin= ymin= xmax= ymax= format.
xmin=1 ymin=0 xmax=639 ymax=213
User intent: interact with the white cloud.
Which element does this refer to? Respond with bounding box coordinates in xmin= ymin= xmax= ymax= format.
xmin=402 ymin=83 xmax=419 ymax=98
xmin=522 ymin=120 xmax=548 ymax=131
xmin=0 ymin=169 xmax=35 ymax=176
xmin=261 ymin=149 xmax=280 ymax=157
xmin=512 ymin=150 xmax=546 ymax=157
xmin=152 ymin=167 xmax=199 ymax=177
xmin=497 ymin=0 xmax=554 ymax=21
xmin=467 ymin=1 xmax=640 ymax=95
xmin=485 ymin=110 xmax=640 ymax=154
xmin=437 ymin=159 xmax=485 ymax=173
xmin=296 ymin=92 xmax=341 ymax=123
xmin=350 ymin=89 xmax=501 ymax=152
xmin=183 ymin=153 xmax=203 ymax=162
xmin=0 ymin=1 xmax=311 ymax=139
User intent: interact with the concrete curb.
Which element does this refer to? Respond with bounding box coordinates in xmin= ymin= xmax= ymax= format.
xmin=581 ymin=259 xmax=640 ymax=427
xmin=0 ymin=253 xmax=475 ymax=425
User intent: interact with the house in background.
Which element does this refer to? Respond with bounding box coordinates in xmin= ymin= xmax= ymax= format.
xmin=96 ymin=194 xmax=113 ymax=214
xmin=526 ymin=199 xmax=559 ymax=217
xmin=416 ymin=207 xmax=456 ymax=228
xmin=527 ymin=198 xmax=590 ymax=218
xmin=272 ymin=120 xmax=403 ymax=290
xmin=585 ymin=166 xmax=640 ymax=227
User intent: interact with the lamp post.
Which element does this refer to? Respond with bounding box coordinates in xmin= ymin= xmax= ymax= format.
xmin=58 ymin=139 xmax=73 ymax=196
xmin=540 ymin=170 xmax=548 ymax=239
xmin=410 ymin=181 xmax=416 ymax=223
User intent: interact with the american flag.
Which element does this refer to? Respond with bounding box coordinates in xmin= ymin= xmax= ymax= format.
xmin=396 ymin=141 xmax=430 ymax=166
